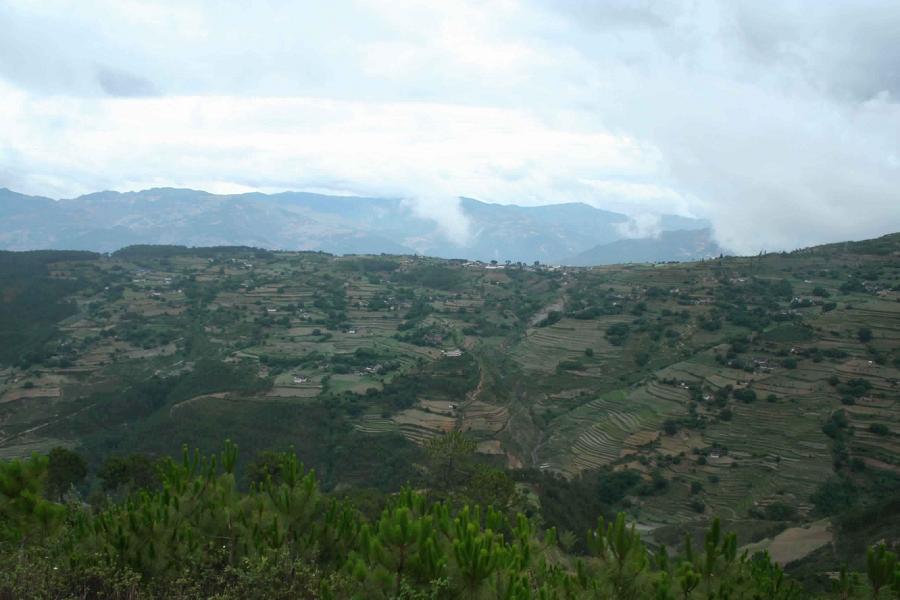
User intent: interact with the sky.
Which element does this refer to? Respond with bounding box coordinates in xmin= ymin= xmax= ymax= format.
xmin=1 ymin=0 xmax=899 ymax=253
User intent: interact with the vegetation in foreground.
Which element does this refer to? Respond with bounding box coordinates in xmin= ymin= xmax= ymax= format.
xmin=1 ymin=440 xmax=898 ymax=599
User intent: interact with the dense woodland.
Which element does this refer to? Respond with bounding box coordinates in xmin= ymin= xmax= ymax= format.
xmin=0 ymin=235 xmax=899 ymax=597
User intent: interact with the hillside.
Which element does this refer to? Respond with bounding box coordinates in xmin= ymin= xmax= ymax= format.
xmin=564 ymin=228 xmax=723 ymax=266
xmin=0 ymin=234 xmax=898 ymax=587
xmin=0 ymin=187 xmax=712 ymax=264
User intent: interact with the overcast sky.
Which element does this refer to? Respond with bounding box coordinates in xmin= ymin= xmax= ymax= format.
xmin=1 ymin=0 xmax=899 ymax=253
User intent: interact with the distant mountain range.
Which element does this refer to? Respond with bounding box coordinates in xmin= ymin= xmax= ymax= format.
xmin=563 ymin=229 xmax=723 ymax=266
xmin=0 ymin=187 xmax=723 ymax=265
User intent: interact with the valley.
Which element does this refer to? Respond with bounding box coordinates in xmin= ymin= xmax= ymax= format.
xmin=0 ymin=235 xmax=898 ymax=573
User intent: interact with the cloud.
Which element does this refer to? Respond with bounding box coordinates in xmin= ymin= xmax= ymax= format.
xmin=0 ymin=83 xmax=652 ymax=244
xmin=0 ymin=0 xmax=899 ymax=253
xmin=616 ymin=214 xmax=662 ymax=240
xmin=96 ymin=67 xmax=158 ymax=97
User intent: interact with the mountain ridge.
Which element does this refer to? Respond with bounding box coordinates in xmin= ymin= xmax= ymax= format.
xmin=0 ymin=186 xmax=714 ymax=264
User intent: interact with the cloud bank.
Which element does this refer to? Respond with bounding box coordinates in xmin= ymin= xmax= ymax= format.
xmin=1 ymin=0 xmax=898 ymax=253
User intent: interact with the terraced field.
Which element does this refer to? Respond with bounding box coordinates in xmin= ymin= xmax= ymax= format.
xmin=539 ymin=386 xmax=686 ymax=475
xmin=0 ymin=234 xmax=898 ymax=543
xmin=512 ymin=316 xmax=631 ymax=374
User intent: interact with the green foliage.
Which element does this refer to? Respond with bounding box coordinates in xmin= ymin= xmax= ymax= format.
xmin=0 ymin=453 xmax=65 ymax=543
xmin=0 ymin=443 xmax=894 ymax=598
xmin=425 ymin=431 xmax=477 ymax=496
xmin=98 ymin=453 xmax=162 ymax=496
xmin=733 ymin=388 xmax=758 ymax=403
xmin=396 ymin=264 xmax=464 ymax=290
xmin=336 ymin=257 xmax=400 ymax=273
xmin=45 ymin=446 xmax=88 ymax=501
xmin=0 ymin=251 xmax=97 ymax=365
xmin=866 ymin=544 xmax=898 ymax=598
xmin=358 ymin=354 xmax=478 ymax=414
xmin=764 ymin=502 xmax=798 ymax=521
xmin=811 ymin=477 xmax=859 ymax=516
xmin=868 ymin=423 xmax=890 ymax=436
xmin=606 ymin=322 xmax=631 ymax=345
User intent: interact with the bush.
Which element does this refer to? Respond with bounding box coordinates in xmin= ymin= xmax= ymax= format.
xmin=733 ymin=388 xmax=757 ymax=403
xmin=811 ymin=477 xmax=858 ymax=515
xmin=763 ymin=502 xmax=797 ymax=521
xmin=869 ymin=423 xmax=890 ymax=436
xmin=662 ymin=419 xmax=679 ymax=436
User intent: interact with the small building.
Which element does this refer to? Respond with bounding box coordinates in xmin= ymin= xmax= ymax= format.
xmin=442 ymin=349 xmax=463 ymax=358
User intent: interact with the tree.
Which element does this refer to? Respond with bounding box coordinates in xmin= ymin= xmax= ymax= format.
xmin=733 ymin=388 xmax=757 ymax=403
xmin=0 ymin=442 xmax=882 ymax=598
xmin=0 ymin=454 xmax=65 ymax=543
xmin=857 ymin=327 xmax=873 ymax=343
xmin=869 ymin=423 xmax=890 ymax=436
xmin=46 ymin=447 xmax=87 ymax=501
xmin=246 ymin=450 xmax=287 ymax=486
xmin=425 ymin=431 xmax=476 ymax=496
xmin=464 ymin=466 xmax=515 ymax=510
xmin=98 ymin=454 xmax=160 ymax=496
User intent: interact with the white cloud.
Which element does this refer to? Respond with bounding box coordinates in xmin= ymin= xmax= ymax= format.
xmin=0 ymin=83 xmax=652 ymax=243
xmin=1 ymin=0 xmax=899 ymax=253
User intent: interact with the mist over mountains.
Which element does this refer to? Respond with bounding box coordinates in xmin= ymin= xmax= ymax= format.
xmin=0 ymin=187 xmax=720 ymax=265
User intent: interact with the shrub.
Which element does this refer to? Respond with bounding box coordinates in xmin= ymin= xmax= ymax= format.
xmin=733 ymin=388 xmax=757 ymax=403
xmin=869 ymin=423 xmax=890 ymax=436
xmin=763 ymin=502 xmax=797 ymax=521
